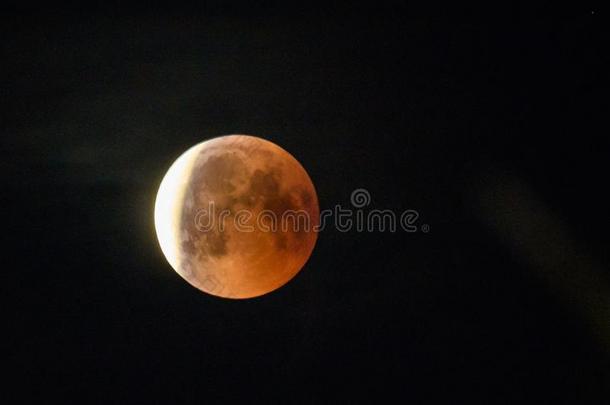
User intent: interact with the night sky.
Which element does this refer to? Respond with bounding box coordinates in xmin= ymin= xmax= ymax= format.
xmin=4 ymin=5 xmax=609 ymax=403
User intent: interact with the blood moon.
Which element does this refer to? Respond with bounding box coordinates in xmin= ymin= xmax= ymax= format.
xmin=154 ymin=135 xmax=319 ymax=299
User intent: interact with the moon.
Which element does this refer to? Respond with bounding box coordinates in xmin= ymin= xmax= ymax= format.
xmin=154 ymin=135 xmax=319 ymax=299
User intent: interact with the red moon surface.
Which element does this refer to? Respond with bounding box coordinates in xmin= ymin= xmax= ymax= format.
xmin=154 ymin=135 xmax=319 ymax=299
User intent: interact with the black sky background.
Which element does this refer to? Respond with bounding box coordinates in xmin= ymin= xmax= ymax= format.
xmin=3 ymin=4 xmax=609 ymax=403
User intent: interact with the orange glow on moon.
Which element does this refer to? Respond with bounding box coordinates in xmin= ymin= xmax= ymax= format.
xmin=154 ymin=135 xmax=319 ymax=299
